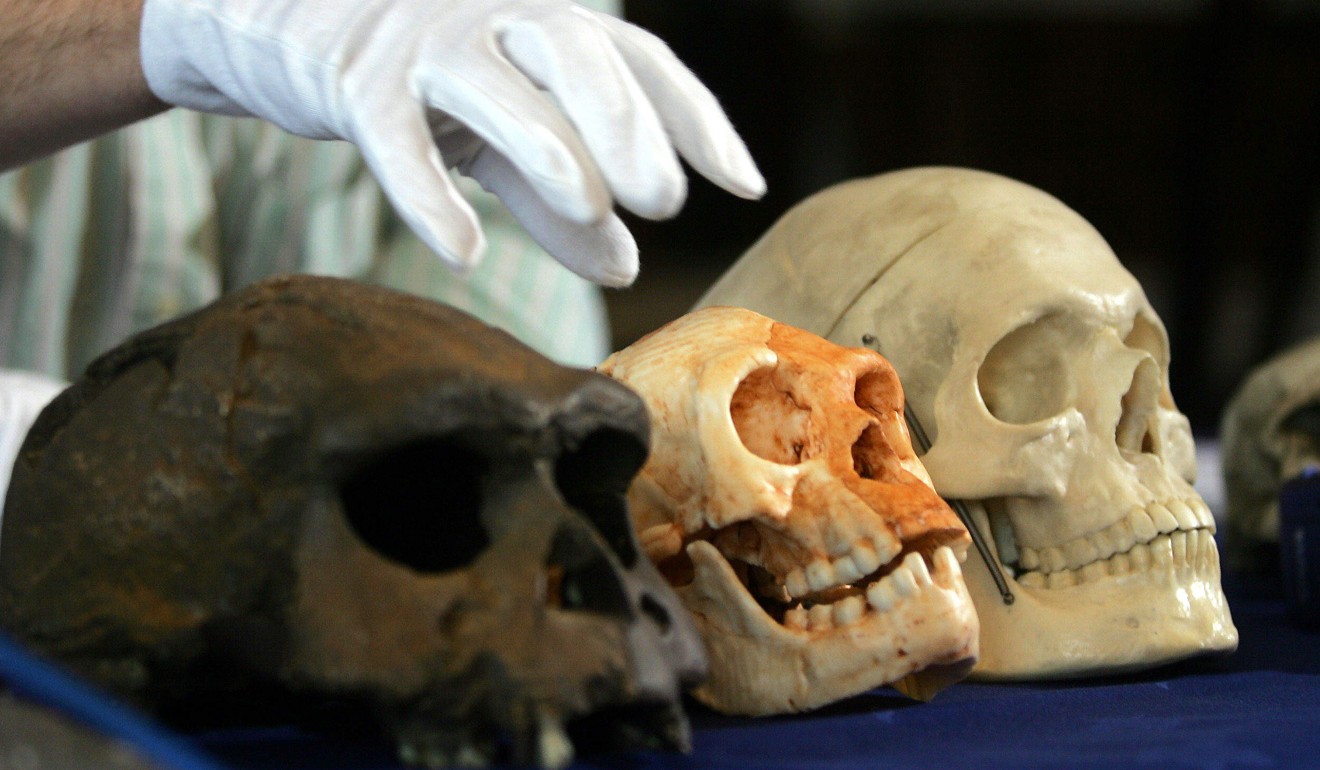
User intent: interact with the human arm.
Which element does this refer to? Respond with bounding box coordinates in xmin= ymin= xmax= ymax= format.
xmin=1 ymin=0 xmax=762 ymax=287
xmin=0 ymin=0 xmax=167 ymax=170
xmin=136 ymin=0 xmax=764 ymax=286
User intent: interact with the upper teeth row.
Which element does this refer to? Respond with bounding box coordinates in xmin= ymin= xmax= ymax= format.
xmin=783 ymin=547 xmax=961 ymax=631
xmin=1013 ymin=497 xmax=1213 ymax=574
xmin=781 ymin=537 xmax=894 ymax=599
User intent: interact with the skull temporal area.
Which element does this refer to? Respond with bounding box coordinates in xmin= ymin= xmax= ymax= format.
xmin=697 ymin=166 xmax=1238 ymax=679
xmin=0 ymin=275 xmax=705 ymax=769
xmin=599 ymin=306 xmax=977 ymax=716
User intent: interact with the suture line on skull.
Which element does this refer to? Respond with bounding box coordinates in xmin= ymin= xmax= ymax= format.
xmin=861 ymin=335 xmax=1015 ymax=605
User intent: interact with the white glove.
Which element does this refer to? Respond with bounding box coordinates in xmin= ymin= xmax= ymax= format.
xmin=140 ymin=0 xmax=765 ymax=287
xmin=0 ymin=370 xmax=66 ymax=522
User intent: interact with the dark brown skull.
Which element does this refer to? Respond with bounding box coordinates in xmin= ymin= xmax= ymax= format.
xmin=0 ymin=275 xmax=704 ymax=768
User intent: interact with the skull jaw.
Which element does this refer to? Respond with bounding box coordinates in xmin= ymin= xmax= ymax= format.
xmin=678 ymin=541 xmax=978 ymax=716
xmin=376 ymin=648 xmax=693 ymax=770
xmin=963 ymin=516 xmax=1238 ymax=680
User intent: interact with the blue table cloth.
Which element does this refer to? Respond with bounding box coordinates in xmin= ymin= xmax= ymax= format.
xmin=4 ymin=572 xmax=1317 ymax=770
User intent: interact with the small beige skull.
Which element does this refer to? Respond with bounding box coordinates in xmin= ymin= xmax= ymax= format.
xmin=698 ymin=166 xmax=1237 ymax=679
xmin=599 ymin=306 xmax=977 ymax=716
xmin=1220 ymin=335 xmax=1320 ymax=574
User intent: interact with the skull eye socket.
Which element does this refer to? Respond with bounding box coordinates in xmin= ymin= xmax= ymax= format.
xmin=1279 ymin=403 xmax=1320 ymax=475
xmin=340 ymin=438 xmax=489 ymax=574
xmin=1124 ymin=312 xmax=1167 ymax=361
xmin=1124 ymin=312 xmax=1174 ymax=409
xmin=555 ymin=427 xmax=644 ymax=568
xmin=731 ymin=366 xmax=812 ymax=464
xmin=978 ymin=316 xmax=1073 ymax=424
xmin=1281 ymin=402 xmax=1320 ymax=439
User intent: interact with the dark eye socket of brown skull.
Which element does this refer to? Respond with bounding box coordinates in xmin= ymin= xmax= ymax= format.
xmin=554 ymin=426 xmax=645 ymax=569
xmin=340 ymin=437 xmax=490 ymax=573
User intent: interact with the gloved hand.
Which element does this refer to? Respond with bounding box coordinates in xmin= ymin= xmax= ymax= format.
xmin=0 ymin=370 xmax=66 ymax=516
xmin=139 ymin=0 xmax=764 ymax=287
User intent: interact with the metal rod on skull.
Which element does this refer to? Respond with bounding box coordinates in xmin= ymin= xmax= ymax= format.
xmin=862 ymin=335 xmax=1015 ymax=605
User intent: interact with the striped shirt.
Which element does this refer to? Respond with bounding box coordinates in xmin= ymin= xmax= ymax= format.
xmin=0 ymin=1 xmax=618 ymax=380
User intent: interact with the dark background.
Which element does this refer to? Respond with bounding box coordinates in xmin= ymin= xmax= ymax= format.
xmin=607 ymin=0 xmax=1320 ymax=437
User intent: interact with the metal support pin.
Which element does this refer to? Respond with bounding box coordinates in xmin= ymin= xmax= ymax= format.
xmin=861 ymin=335 xmax=1014 ymax=605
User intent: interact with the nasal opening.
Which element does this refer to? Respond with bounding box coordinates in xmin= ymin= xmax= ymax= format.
xmin=1116 ymin=358 xmax=1159 ymax=455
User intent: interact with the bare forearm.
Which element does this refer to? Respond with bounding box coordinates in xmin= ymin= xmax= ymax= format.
xmin=0 ymin=0 xmax=168 ymax=170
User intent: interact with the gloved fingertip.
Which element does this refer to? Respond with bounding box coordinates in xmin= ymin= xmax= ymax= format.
xmin=626 ymin=171 xmax=687 ymax=222
xmin=596 ymin=258 xmax=639 ymax=289
xmin=729 ymin=161 xmax=768 ymax=201
xmin=418 ymin=216 xmax=488 ymax=275
xmin=708 ymin=138 xmax=766 ymax=201
xmin=547 ymin=217 xmax=638 ymax=288
xmin=583 ymin=222 xmax=640 ymax=288
xmin=596 ymin=15 xmax=767 ymax=203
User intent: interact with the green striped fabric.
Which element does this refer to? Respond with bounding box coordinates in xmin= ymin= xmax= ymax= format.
xmin=0 ymin=113 xmax=610 ymax=377
xmin=0 ymin=0 xmax=619 ymax=378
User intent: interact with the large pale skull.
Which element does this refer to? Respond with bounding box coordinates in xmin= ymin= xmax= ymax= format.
xmin=598 ymin=306 xmax=977 ymax=716
xmin=698 ymin=166 xmax=1237 ymax=679
xmin=0 ymin=275 xmax=705 ymax=768
xmin=1220 ymin=335 xmax=1320 ymax=575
